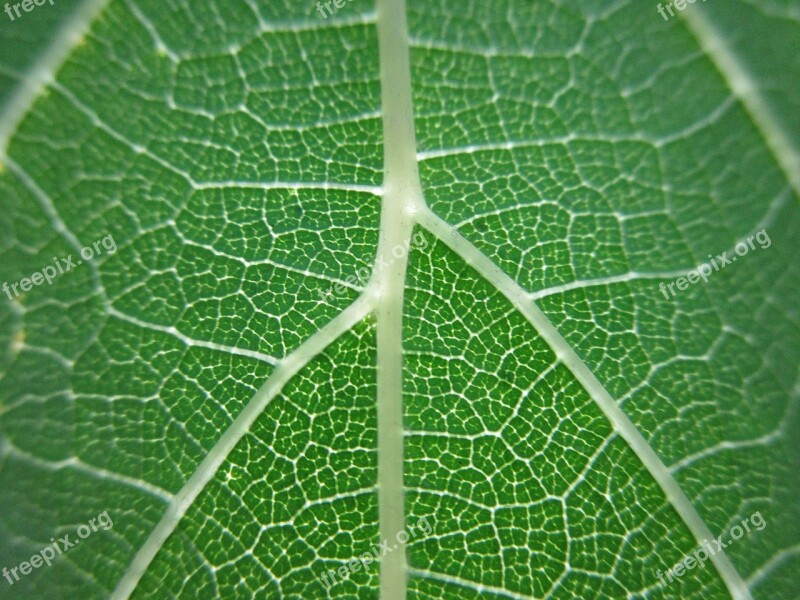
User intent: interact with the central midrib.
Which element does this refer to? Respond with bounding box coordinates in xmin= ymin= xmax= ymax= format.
xmin=372 ymin=0 xmax=425 ymax=596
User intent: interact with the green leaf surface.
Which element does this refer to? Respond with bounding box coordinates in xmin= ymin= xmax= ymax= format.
xmin=0 ymin=0 xmax=797 ymax=599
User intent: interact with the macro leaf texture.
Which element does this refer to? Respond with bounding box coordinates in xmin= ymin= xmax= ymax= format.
xmin=0 ymin=0 xmax=798 ymax=599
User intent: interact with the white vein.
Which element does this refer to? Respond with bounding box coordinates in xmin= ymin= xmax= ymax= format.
xmin=528 ymin=269 xmax=693 ymax=301
xmin=669 ymin=429 xmax=784 ymax=475
xmin=747 ymin=544 xmax=800 ymax=588
xmin=409 ymin=567 xmax=536 ymax=600
xmin=0 ymin=0 xmax=112 ymax=159
xmin=416 ymin=100 xmax=739 ymax=162
xmin=681 ymin=6 xmax=800 ymax=199
xmin=193 ymin=180 xmax=383 ymax=195
xmin=1 ymin=439 xmax=173 ymax=502
xmin=254 ymin=10 xmax=377 ymax=36
xmin=106 ymin=306 xmax=279 ymax=365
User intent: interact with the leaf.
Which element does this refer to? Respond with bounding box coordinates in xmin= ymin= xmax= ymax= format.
xmin=0 ymin=0 xmax=797 ymax=599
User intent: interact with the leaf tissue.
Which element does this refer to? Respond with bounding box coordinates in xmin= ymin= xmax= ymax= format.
xmin=0 ymin=0 xmax=797 ymax=599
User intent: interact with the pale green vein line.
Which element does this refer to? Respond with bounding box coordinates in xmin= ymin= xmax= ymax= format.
xmin=173 ymin=234 xmax=365 ymax=293
xmin=109 ymin=292 xmax=375 ymax=599
xmin=527 ymin=269 xmax=692 ymax=301
xmin=681 ymin=7 xmax=800 ymax=199
xmin=106 ymin=307 xmax=279 ymax=365
xmin=409 ymin=568 xmax=537 ymax=600
xmin=373 ymin=0 xmax=426 ymax=596
xmin=193 ymin=181 xmax=383 ymax=195
xmin=120 ymin=0 xmax=179 ymax=62
xmin=417 ymin=207 xmax=753 ymax=600
xmin=3 ymin=156 xmax=101 ymax=293
xmin=416 ymin=134 xmax=651 ymax=161
xmin=669 ymin=429 xmax=783 ymax=475
xmin=747 ymin=544 xmax=800 ymax=588
xmin=255 ymin=10 xmax=377 ymax=35
xmin=0 ymin=0 xmax=111 ymax=159
xmin=0 ymin=439 xmax=174 ymax=502
xmin=48 ymin=80 xmax=196 ymax=184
